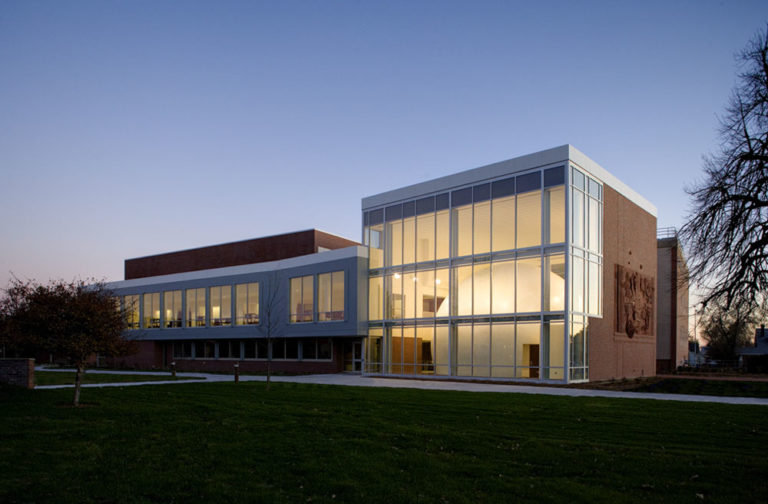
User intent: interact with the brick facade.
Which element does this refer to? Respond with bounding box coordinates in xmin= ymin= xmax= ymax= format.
xmin=588 ymin=185 xmax=657 ymax=381
xmin=0 ymin=358 xmax=35 ymax=389
xmin=125 ymin=229 xmax=359 ymax=280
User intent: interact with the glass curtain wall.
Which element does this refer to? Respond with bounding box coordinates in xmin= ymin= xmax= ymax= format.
xmin=364 ymin=165 xmax=571 ymax=381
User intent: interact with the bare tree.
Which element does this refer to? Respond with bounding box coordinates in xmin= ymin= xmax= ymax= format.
xmin=700 ymin=301 xmax=763 ymax=362
xmin=1 ymin=278 xmax=136 ymax=405
xmin=680 ymin=25 xmax=768 ymax=312
xmin=261 ymin=272 xmax=285 ymax=391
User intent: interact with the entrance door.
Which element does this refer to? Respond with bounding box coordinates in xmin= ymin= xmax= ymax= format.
xmin=344 ymin=340 xmax=363 ymax=372
xmin=529 ymin=344 xmax=540 ymax=378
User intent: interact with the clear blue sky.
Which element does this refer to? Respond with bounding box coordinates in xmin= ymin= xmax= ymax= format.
xmin=1 ymin=0 xmax=767 ymax=287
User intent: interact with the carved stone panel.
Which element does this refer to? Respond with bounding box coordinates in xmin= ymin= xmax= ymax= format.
xmin=616 ymin=265 xmax=655 ymax=338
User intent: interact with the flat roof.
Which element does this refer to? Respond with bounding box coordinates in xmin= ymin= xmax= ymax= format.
xmin=361 ymin=145 xmax=657 ymax=217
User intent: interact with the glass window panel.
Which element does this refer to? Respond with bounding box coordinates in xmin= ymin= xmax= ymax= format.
xmin=143 ymin=292 xmax=160 ymax=329
xmin=369 ymin=276 xmax=383 ymax=320
xmin=416 ymin=213 xmax=435 ymax=262
xmin=517 ymin=190 xmax=542 ymax=248
xmin=435 ymin=325 xmax=450 ymax=375
xmin=570 ymin=318 xmax=585 ymax=368
xmin=318 ymin=338 xmax=332 ymax=359
xmin=387 ymin=273 xmax=403 ymax=319
xmin=546 ymin=186 xmax=565 ymax=244
xmin=370 ymin=224 xmax=384 ymax=268
xmin=572 ymin=256 xmax=585 ymax=313
xmin=543 ymin=321 xmax=565 ymax=379
xmin=491 ymin=323 xmax=515 ymax=377
xmin=416 ymin=326 xmax=434 ymax=374
xmin=403 ymin=272 xmax=416 ymax=319
xmin=453 ymin=265 xmax=473 ymax=316
xmin=434 ymin=268 xmax=450 ymax=317
xmin=491 ymin=260 xmax=515 ymax=314
xmin=588 ymin=261 xmax=600 ymax=315
xmin=456 ymin=325 xmax=472 ymax=376
xmin=244 ymin=341 xmax=256 ymax=359
xmin=545 ymin=255 xmax=566 ymax=312
xmin=186 ymin=288 xmax=206 ymax=327
xmin=331 ymin=271 xmax=344 ymax=320
xmin=389 ymin=326 xmax=403 ymax=374
xmin=588 ymin=197 xmax=600 ymax=252
xmin=123 ymin=295 xmax=139 ymax=329
xmin=236 ymin=283 xmax=259 ymax=325
xmin=219 ymin=341 xmax=231 ymax=359
xmin=403 ymin=217 xmax=415 ymax=265
xmin=516 ymin=323 xmax=540 ymax=378
xmin=572 ymin=168 xmax=585 ymax=191
xmin=416 ymin=269 xmax=435 ymax=318
xmin=163 ymin=290 xmax=182 ymax=328
xmin=303 ymin=339 xmax=317 ymax=360
xmin=272 ymin=339 xmax=285 ymax=359
xmin=386 ymin=220 xmax=403 ymax=266
xmin=290 ymin=276 xmax=313 ymax=322
xmin=256 ymin=339 xmax=268 ymax=359
xmin=451 ymin=205 xmax=472 ymax=257
xmin=572 ymin=189 xmax=585 ymax=247
xmin=492 ymin=195 xmax=515 ymax=252
xmin=473 ymin=201 xmax=490 ymax=254
xmin=286 ymin=339 xmax=298 ymax=359
xmin=472 ymin=324 xmax=490 ymax=377
xmin=473 ymin=263 xmax=490 ymax=315
xmin=435 ymin=210 xmax=450 ymax=260
xmin=516 ymin=257 xmax=541 ymax=313
xmin=209 ymin=285 xmax=232 ymax=326
xmin=367 ymin=330 xmax=382 ymax=373
xmin=318 ymin=273 xmax=332 ymax=320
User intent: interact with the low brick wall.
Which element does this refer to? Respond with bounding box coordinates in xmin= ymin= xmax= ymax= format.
xmin=0 ymin=358 xmax=35 ymax=389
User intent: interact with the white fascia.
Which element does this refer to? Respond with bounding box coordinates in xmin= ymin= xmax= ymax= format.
xmin=361 ymin=144 xmax=657 ymax=217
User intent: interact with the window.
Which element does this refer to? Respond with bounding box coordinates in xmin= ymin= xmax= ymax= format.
xmin=123 ymin=295 xmax=139 ymax=329
xmin=142 ymin=292 xmax=160 ymax=329
xmin=186 ymin=288 xmax=206 ymax=327
xmin=290 ymin=275 xmax=314 ymax=323
xmin=218 ymin=340 xmax=241 ymax=359
xmin=209 ymin=285 xmax=232 ymax=326
xmin=235 ymin=282 xmax=259 ymax=325
xmin=163 ymin=290 xmax=182 ymax=328
xmin=318 ymin=271 xmax=344 ymax=321
xmin=301 ymin=338 xmax=332 ymax=360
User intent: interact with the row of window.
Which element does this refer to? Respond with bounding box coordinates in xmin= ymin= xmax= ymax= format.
xmin=289 ymin=271 xmax=345 ymax=323
xmin=363 ymin=168 xmax=567 ymax=270
xmin=122 ymin=282 xmax=260 ymax=330
xmin=369 ymin=255 xmax=566 ymax=320
xmin=172 ymin=338 xmax=333 ymax=361
xmin=121 ymin=270 xmax=345 ymax=330
xmin=365 ymin=315 xmax=589 ymax=382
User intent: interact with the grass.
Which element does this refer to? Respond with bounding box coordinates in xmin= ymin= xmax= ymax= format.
xmin=1 ymin=382 xmax=766 ymax=504
xmin=35 ymin=371 xmax=199 ymax=386
xmin=586 ymin=377 xmax=768 ymax=398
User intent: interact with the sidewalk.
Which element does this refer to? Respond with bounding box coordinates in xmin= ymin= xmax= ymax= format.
xmin=34 ymin=367 xmax=768 ymax=406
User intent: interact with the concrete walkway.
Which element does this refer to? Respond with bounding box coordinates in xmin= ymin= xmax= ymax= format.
xmin=34 ymin=367 xmax=768 ymax=406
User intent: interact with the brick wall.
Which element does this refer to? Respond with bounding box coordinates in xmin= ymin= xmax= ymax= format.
xmin=589 ymin=186 xmax=657 ymax=381
xmin=0 ymin=358 xmax=35 ymax=389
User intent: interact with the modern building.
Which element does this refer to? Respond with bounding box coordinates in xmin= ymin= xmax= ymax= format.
xmin=656 ymin=229 xmax=690 ymax=373
xmin=109 ymin=145 xmax=662 ymax=383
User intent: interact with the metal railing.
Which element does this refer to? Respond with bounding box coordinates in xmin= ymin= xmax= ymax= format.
xmin=657 ymin=227 xmax=678 ymax=239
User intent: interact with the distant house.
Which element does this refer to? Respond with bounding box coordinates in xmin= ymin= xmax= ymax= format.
xmin=738 ymin=326 xmax=768 ymax=372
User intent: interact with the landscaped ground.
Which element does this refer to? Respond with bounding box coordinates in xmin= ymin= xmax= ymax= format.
xmin=584 ymin=377 xmax=768 ymax=398
xmin=1 ymin=382 xmax=766 ymax=503
xmin=35 ymin=370 xmax=199 ymax=386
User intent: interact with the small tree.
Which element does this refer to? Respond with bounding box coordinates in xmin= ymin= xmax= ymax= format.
xmin=680 ymin=25 xmax=768 ymax=311
xmin=1 ymin=278 xmax=136 ymax=406
xmin=261 ymin=272 xmax=285 ymax=391
xmin=700 ymin=301 xmax=761 ymax=362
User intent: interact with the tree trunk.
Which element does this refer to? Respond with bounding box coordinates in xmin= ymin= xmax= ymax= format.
xmin=266 ymin=356 xmax=271 ymax=391
xmin=74 ymin=364 xmax=84 ymax=407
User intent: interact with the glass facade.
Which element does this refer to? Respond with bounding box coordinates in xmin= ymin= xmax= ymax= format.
xmin=364 ymin=164 xmax=603 ymax=382
xmin=290 ymin=275 xmax=314 ymax=323
xmin=235 ymin=282 xmax=259 ymax=325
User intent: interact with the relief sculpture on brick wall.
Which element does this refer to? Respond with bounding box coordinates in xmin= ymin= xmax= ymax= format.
xmin=616 ymin=265 xmax=654 ymax=338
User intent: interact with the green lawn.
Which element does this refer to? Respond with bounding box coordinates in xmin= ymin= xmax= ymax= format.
xmin=1 ymin=382 xmax=766 ymax=503
xmin=629 ymin=378 xmax=768 ymax=398
xmin=35 ymin=370 xmax=198 ymax=386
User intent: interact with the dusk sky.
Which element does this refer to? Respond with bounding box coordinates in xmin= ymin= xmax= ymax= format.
xmin=2 ymin=1 xmax=767 ymax=289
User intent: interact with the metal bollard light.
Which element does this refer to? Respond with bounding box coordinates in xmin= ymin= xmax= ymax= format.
xmin=171 ymin=361 xmax=176 ymax=378
xmin=234 ymin=363 xmax=239 ymax=383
